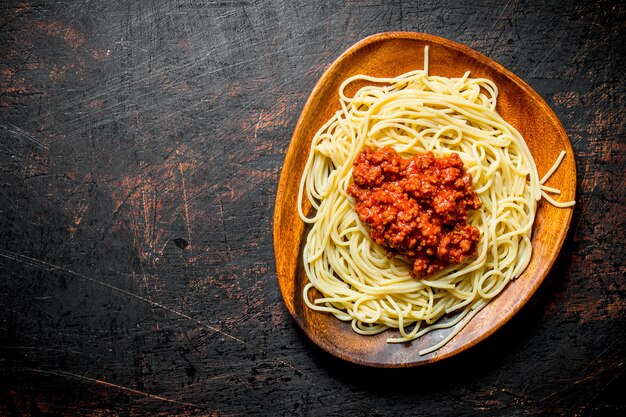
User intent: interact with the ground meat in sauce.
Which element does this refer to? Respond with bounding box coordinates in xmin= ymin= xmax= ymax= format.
xmin=347 ymin=147 xmax=482 ymax=277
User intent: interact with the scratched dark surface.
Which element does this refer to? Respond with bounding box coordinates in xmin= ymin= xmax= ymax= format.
xmin=0 ymin=0 xmax=624 ymax=416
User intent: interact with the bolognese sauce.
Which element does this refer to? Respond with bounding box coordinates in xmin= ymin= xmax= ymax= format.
xmin=347 ymin=147 xmax=482 ymax=277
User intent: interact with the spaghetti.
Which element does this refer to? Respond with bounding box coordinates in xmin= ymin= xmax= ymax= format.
xmin=297 ymin=47 xmax=574 ymax=355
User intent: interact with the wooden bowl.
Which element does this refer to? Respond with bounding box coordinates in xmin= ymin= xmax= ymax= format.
xmin=273 ymin=32 xmax=576 ymax=367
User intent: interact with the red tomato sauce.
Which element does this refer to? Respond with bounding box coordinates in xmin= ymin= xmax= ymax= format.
xmin=347 ymin=147 xmax=482 ymax=277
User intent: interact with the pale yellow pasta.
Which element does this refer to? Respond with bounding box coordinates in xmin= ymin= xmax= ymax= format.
xmin=297 ymin=47 xmax=574 ymax=355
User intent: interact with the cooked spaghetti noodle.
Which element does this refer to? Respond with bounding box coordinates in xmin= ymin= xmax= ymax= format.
xmin=297 ymin=47 xmax=574 ymax=355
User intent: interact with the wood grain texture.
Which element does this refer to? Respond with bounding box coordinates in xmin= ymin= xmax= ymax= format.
xmin=274 ymin=32 xmax=576 ymax=367
xmin=0 ymin=0 xmax=624 ymax=415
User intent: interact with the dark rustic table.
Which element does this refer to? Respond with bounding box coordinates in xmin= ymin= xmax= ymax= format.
xmin=1 ymin=1 xmax=624 ymax=416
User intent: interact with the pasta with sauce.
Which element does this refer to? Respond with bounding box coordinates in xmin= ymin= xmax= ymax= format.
xmin=297 ymin=47 xmax=574 ymax=355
